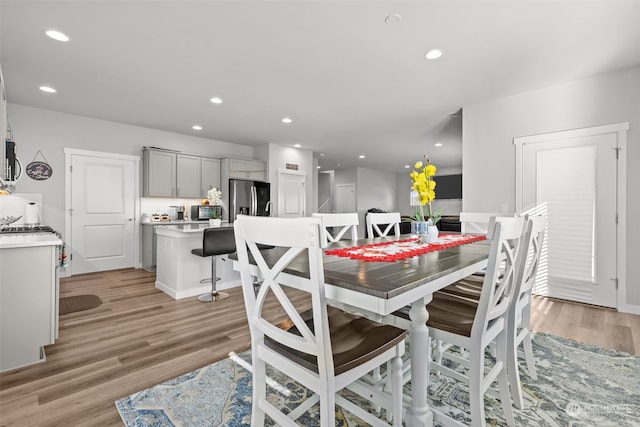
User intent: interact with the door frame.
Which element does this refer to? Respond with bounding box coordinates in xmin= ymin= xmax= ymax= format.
xmin=64 ymin=148 xmax=141 ymax=277
xmin=514 ymin=122 xmax=629 ymax=313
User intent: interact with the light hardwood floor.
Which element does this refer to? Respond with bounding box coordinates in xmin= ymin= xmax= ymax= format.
xmin=0 ymin=268 xmax=638 ymax=426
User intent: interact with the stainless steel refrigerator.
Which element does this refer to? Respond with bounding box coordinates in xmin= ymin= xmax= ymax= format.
xmin=228 ymin=179 xmax=271 ymax=223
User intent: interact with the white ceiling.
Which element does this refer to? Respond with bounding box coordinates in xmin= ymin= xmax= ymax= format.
xmin=2 ymin=1 xmax=640 ymax=173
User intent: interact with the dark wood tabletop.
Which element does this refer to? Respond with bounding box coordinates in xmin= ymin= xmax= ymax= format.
xmin=231 ymin=234 xmax=491 ymax=300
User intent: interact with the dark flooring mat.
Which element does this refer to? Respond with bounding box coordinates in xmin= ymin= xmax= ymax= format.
xmin=59 ymin=294 xmax=102 ymax=315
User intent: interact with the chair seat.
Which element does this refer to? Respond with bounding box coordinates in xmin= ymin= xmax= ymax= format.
xmin=267 ymin=306 xmax=407 ymax=375
xmin=392 ymin=292 xmax=477 ymax=338
xmin=191 ymin=248 xmax=205 ymax=257
xmin=438 ymin=275 xmax=483 ymax=300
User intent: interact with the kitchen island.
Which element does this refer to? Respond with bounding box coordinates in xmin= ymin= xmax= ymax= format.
xmin=154 ymin=223 xmax=240 ymax=299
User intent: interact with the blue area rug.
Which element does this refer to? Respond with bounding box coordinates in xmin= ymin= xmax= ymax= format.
xmin=115 ymin=333 xmax=640 ymax=426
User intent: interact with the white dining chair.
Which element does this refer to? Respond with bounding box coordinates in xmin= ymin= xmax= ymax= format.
xmin=507 ymin=214 xmax=546 ymax=409
xmin=234 ymin=215 xmax=407 ymax=427
xmin=460 ymin=211 xmax=511 ymax=235
xmin=393 ymin=216 xmax=526 ymax=427
xmin=312 ymin=212 xmax=359 ymax=242
xmin=366 ymin=212 xmax=401 ymax=238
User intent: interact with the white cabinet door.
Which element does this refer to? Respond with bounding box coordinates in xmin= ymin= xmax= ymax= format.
xmin=176 ymin=154 xmax=201 ymax=198
xmin=201 ymin=157 xmax=221 ymax=197
xmin=228 ymin=158 xmax=266 ymax=181
xmin=144 ymin=150 xmax=176 ymax=197
xmin=228 ymin=158 xmax=249 ymax=179
xmin=246 ymin=159 xmax=267 ymax=181
xmin=1 ymin=245 xmax=57 ymax=372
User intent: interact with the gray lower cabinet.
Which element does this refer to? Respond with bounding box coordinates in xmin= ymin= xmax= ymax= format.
xmin=142 ymin=224 xmax=157 ymax=271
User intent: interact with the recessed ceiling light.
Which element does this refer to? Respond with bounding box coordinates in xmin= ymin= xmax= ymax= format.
xmin=359 ymin=155 xmax=366 ymax=159
xmin=282 ymin=117 xmax=292 ymax=124
xmin=317 ymin=165 xmax=321 ymax=169
xmin=39 ymin=86 xmax=56 ymax=93
xmin=404 ymin=165 xmax=410 ymax=168
xmin=435 ymin=143 xmax=443 ymax=147
xmin=320 ymin=153 xmax=325 ymax=157
xmin=425 ymin=49 xmax=444 ymax=60
xmin=45 ymin=29 xmax=69 ymax=42
xmin=210 ymin=97 xmax=223 ymax=104
xmin=192 ymin=125 xmax=203 ymax=130
xmin=294 ymin=144 xmax=301 ymax=148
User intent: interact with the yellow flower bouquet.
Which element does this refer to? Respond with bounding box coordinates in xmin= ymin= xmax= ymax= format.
xmin=409 ymin=155 xmax=442 ymax=226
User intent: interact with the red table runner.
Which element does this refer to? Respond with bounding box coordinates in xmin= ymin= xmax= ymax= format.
xmin=324 ymin=234 xmax=486 ymax=262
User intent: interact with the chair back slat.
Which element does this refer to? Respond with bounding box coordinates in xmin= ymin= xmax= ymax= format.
xmin=312 ymin=212 xmax=359 ymax=242
xmin=473 ymin=216 xmax=525 ymax=337
xmin=366 ymin=212 xmax=401 ymax=237
xmin=234 ymin=215 xmax=335 ymax=373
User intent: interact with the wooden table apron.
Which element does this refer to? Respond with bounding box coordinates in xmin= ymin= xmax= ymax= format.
xmin=231 ymin=234 xmax=491 ymax=427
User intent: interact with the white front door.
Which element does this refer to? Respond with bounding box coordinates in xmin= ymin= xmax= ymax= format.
xmin=277 ymin=170 xmax=306 ymax=218
xmin=66 ymin=150 xmax=139 ymax=275
xmin=515 ymin=123 xmax=628 ymax=308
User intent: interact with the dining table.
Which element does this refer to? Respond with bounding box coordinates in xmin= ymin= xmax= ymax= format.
xmin=232 ymin=232 xmax=491 ymax=427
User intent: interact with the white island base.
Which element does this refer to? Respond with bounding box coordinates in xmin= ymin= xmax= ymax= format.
xmin=154 ymin=223 xmax=240 ymax=299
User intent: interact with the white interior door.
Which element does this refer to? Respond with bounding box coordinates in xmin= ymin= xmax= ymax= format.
xmin=277 ymin=170 xmax=306 ymax=218
xmin=336 ymin=183 xmax=356 ymax=213
xmin=67 ymin=150 xmax=138 ymax=274
xmin=515 ymin=123 xmax=627 ymax=308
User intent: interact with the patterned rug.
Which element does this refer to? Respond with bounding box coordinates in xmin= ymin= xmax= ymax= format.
xmin=115 ymin=333 xmax=640 ymax=426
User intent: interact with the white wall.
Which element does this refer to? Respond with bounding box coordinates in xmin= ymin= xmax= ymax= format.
xmin=462 ymin=66 xmax=640 ymax=309
xmin=356 ymin=167 xmax=398 ymax=238
xmin=7 ymin=103 xmax=253 ymax=237
xmin=395 ymin=166 xmax=463 ymax=218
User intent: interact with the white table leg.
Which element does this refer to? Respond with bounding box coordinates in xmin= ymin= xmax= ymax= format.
xmin=405 ymin=296 xmax=434 ymax=427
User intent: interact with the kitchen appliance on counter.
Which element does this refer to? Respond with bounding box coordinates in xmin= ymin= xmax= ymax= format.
xmin=169 ymin=205 xmax=185 ymax=221
xmin=191 ymin=204 xmax=222 ymax=221
xmin=228 ymin=179 xmax=270 ymax=223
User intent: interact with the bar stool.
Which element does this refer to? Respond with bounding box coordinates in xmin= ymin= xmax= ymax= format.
xmin=191 ymin=227 xmax=236 ymax=302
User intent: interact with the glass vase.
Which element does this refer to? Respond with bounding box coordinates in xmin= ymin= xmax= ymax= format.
xmin=411 ymin=221 xmax=438 ymax=244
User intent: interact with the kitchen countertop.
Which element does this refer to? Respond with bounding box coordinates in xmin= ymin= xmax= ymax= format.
xmin=0 ymin=233 xmax=62 ymax=249
xmin=141 ymin=220 xmax=205 ymax=225
xmin=154 ymin=222 xmax=233 ymax=235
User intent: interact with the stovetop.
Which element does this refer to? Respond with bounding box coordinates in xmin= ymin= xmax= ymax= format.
xmin=0 ymin=225 xmax=56 ymax=234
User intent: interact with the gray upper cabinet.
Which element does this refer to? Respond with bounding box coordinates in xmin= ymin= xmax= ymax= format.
xmin=176 ymin=154 xmax=201 ymax=198
xmin=143 ymin=149 xmax=176 ymax=197
xmin=143 ymin=148 xmax=221 ymax=198
xmin=201 ymin=157 xmax=221 ymax=197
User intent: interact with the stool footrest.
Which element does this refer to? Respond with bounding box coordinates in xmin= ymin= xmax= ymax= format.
xmin=197 ymin=291 xmax=230 ymax=303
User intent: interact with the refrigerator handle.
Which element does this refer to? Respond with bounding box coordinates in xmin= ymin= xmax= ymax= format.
xmin=232 ymin=180 xmax=237 ymax=222
xmin=251 ymin=185 xmax=257 ymax=216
